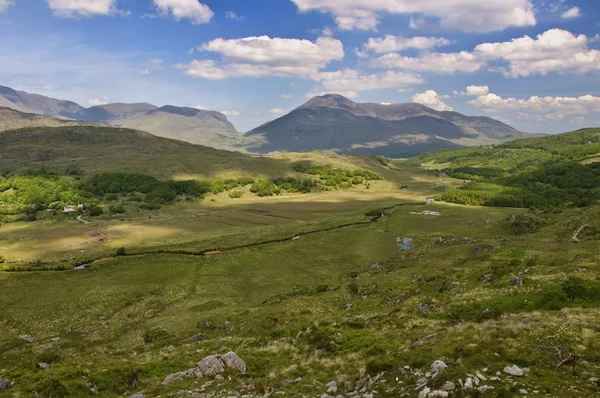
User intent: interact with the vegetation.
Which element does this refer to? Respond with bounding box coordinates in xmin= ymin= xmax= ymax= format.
xmin=404 ymin=128 xmax=600 ymax=208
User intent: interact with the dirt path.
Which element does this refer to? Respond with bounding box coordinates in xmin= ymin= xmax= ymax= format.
xmin=77 ymin=215 xmax=90 ymax=224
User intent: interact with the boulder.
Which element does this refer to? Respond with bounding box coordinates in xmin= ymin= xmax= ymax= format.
xmin=430 ymin=360 xmax=447 ymax=373
xmin=189 ymin=333 xmax=207 ymax=342
xmin=129 ymin=394 xmax=146 ymax=398
xmin=221 ymin=351 xmax=246 ymax=373
xmin=503 ymin=365 xmax=524 ymax=377
xmin=197 ymin=355 xmax=225 ymax=376
xmin=442 ymin=381 xmax=456 ymax=391
xmin=38 ymin=362 xmax=51 ymax=370
xmin=0 ymin=379 xmax=12 ymax=391
xmin=410 ymin=333 xmax=437 ymax=349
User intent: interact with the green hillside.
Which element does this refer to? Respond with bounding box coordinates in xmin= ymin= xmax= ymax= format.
xmin=403 ymin=128 xmax=600 ymax=208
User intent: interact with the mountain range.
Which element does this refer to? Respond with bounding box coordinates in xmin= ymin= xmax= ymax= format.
xmin=0 ymin=85 xmax=527 ymax=157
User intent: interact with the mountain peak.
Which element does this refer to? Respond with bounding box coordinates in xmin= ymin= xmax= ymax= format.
xmin=300 ymin=94 xmax=358 ymax=112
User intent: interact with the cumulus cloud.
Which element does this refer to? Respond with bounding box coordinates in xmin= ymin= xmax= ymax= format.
xmin=47 ymin=0 xmax=125 ymax=17
xmin=314 ymin=69 xmax=425 ymax=93
xmin=290 ymin=0 xmax=536 ymax=32
xmin=371 ymin=29 xmax=600 ymax=78
xmin=374 ymin=51 xmax=485 ymax=74
xmin=280 ymin=94 xmax=294 ymax=99
xmin=221 ymin=110 xmax=240 ymax=116
xmin=153 ymin=0 xmax=213 ymax=24
xmin=139 ymin=69 xmax=150 ymax=75
xmin=380 ymin=102 xmax=392 ymax=105
xmin=179 ymin=36 xmax=344 ymax=80
xmin=364 ymin=35 xmax=452 ymax=53
xmin=561 ymin=6 xmax=580 ymax=19
xmin=271 ymin=108 xmax=286 ymax=115
xmin=412 ymin=90 xmax=453 ymax=111
xmin=460 ymin=85 xmax=489 ymax=96
xmin=469 ymin=92 xmax=600 ymax=120
xmin=88 ymin=96 xmax=109 ymax=106
xmin=225 ymin=11 xmax=243 ymax=20
xmin=0 ymin=0 xmax=15 ymax=13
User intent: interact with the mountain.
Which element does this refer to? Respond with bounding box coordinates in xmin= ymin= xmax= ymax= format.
xmin=0 ymin=85 xmax=239 ymax=149
xmin=0 ymin=107 xmax=91 ymax=133
xmin=247 ymin=94 xmax=528 ymax=157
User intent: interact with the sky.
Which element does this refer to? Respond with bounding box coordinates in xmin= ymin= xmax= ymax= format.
xmin=0 ymin=0 xmax=599 ymax=133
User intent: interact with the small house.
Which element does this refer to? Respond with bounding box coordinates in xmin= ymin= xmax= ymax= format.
xmin=63 ymin=205 xmax=76 ymax=213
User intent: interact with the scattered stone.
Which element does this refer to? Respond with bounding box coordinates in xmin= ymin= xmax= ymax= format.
xmin=520 ymin=389 xmax=529 ymax=395
xmin=312 ymin=348 xmax=328 ymax=358
xmin=128 ymin=394 xmax=145 ymax=398
xmin=19 ymin=335 xmax=35 ymax=343
xmin=355 ymin=314 xmax=368 ymax=320
xmin=478 ymin=385 xmax=495 ymax=393
xmin=189 ymin=333 xmax=207 ymax=342
xmin=398 ymin=367 xmax=406 ymax=375
xmin=284 ymin=377 xmax=302 ymax=384
xmin=410 ymin=333 xmax=437 ymax=349
xmin=0 ymin=379 xmax=12 ymax=391
xmin=368 ymin=263 xmax=381 ymax=271
xmin=197 ymin=355 xmax=226 ymax=376
xmin=503 ymin=365 xmax=525 ymax=377
xmin=464 ymin=377 xmax=474 ymax=390
xmin=215 ymin=374 xmax=225 ymax=381
xmin=38 ymin=363 xmax=51 ymax=370
xmin=481 ymin=274 xmax=493 ymax=283
xmin=221 ymin=351 xmax=246 ymax=373
xmin=475 ymin=371 xmax=487 ymax=381
xmin=509 ymin=277 xmax=524 ymax=287
xmin=442 ymin=381 xmax=456 ymax=391
xmin=508 ymin=289 xmax=516 ymax=296
xmin=430 ymin=360 xmax=447 ymax=373
xmin=52 ymin=337 xmax=61 ymax=343
xmin=344 ymin=303 xmax=353 ymax=310
xmin=357 ymin=367 xmax=367 ymax=380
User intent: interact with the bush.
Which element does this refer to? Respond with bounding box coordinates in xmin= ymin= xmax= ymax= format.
xmin=229 ymin=191 xmax=244 ymax=199
xmin=251 ymin=180 xmax=282 ymax=197
xmin=562 ymin=277 xmax=587 ymax=301
xmin=316 ymin=284 xmax=328 ymax=293
xmin=143 ymin=327 xmax=172 ymax=346
xmin=86 ymin=204 xmax=103 ymax=216
xmin=347 ymin=282 xmax=359 ymax=295
xmin=116 ymin=247 xmax=126 ymax=256
xmin=526 ymin=325 xmax=582 ymax=367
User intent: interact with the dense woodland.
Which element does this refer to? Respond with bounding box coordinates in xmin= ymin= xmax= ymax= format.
xmin=405 ymin=128 xmax=600 ymax=208
xmin=0 ymin=166 xmax=381 ymax=222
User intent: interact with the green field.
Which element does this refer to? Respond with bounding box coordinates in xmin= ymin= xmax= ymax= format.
xmin=0 ymin=127 xmax=599 ymax=398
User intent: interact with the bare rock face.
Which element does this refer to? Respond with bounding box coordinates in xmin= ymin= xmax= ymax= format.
xmin=221 ymin=351 xmax=247 ymax=373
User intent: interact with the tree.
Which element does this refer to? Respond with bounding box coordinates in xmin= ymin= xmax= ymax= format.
xmin=562 ymin=277 xmax=587 ymax=301
xmin=527 ymin=325 xmax=582 ymax=370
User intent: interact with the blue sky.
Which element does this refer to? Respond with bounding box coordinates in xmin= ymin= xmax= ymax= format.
xmin=0 ymin=0 xmax=599 ymax=133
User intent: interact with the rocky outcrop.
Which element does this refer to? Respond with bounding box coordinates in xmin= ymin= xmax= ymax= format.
xmin=163 ymin=351 xmax=246 ymax=384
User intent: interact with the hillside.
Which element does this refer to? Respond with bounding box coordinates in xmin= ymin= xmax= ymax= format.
xmin=404 ymin=128 xmax=600 ymax=208
xmin=0 ymin=126 xmax=290 ymax=179
xmin=246 ymin=94 xmax=527 ymax=157
xmin=0 ymin=85 xmax=240 ymax=149
xmin=0 ymin=107 xmax=90 ymax=132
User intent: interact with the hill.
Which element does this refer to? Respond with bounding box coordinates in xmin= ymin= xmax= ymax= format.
xmin=0 ymin=125 xmax=290 ymax=179
xmin=0 ymin=85 xmax=239 ymax=149
xmin=0 ymin=107 xmax=91 ymax=132
xmin=404 ymin=128 xmax=600 ymax=208
xmin=246 ymin=94 xmax=527 ymax=157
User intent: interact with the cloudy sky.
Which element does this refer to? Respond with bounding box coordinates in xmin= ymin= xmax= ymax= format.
xmin=0 ymin=0 xmax=599 ymax=133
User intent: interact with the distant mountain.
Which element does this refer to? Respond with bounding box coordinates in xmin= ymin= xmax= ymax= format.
xmin=247 ymin=94 xmax=528 ymax=157
xmin=0 ymin=85 xmax=239 ymax=149
xmin=0 ymin=107 xmax=91 ymax=133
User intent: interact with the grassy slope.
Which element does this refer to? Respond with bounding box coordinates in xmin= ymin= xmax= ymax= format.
xmin=0 ymin=107 xmax=88 ymax=132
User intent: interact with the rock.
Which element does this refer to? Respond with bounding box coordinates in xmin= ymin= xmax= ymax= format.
xmin=398 ymin=367 xmax=406 ymax=375
xmin=131 ymin=373 xmax=140 ymax=389
xmin=410 ymin=333 xmax=437 ymax=349
xmin=326 ymin=381 xmax=337 ymax=388
xmin=430 ymin=360 xmax=447 ymax=373
xmin=38 ymin=362 xmax=51 ymax=370
xmin=327 ymin=385 xmax=338 ymax=393
xmin=478 ymin=386 xmax=494 ymax=393
xmin=355 ymin=314 xmax=368 ymax=320
xmin=344 ymin=303 xmax=353 ymax=310
xmin=369 ymin=263 xmax=381 ymax=271
xmin=215 ymin=374 xmax=225 ymax=380
xmin=475 ymin=371 xmax=487 ymax=381
xmin=129 ymin=394 xmax=146 ymax=398
xmin=507 ymin=289 xmax=516 ymax=296
xmin=0 ymin=379 xmax=12 ymax=391
xmin=221 ymin=351 xmax=246 ymax=373
xmin=520 ymin=389 xmax=529 ymax=395
xmin=19 ymin=335 xmax=35 ymax=343
xmin=418 ymin=388 xmax=431 ymax=398
xmin=357 ymin=367 xmax=367 ymax=380
xmin=197 ymin=355 xmax=225 ymax=376
xmin=312 ymin=348 xmax=328 ymax=357
xmin=509 ymin=277 xmax=524 ymax=287
xmin=503 ymin=365 xmax=524 ymax=377
xmin=464 ymin=377 xmax=474 ymax=389
xmin=442 ymin=381 xmax=456 ymax=391
xmin=285 ymin=377 xmax=302 ymax=384
xmin=189 ymin=333 xmax=207 ymax=342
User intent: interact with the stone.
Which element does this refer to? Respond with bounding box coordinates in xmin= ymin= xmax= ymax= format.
xmin=398 ymin=367 xmax=406 ymax=375
xmin=442 ymin=381 xmax=456 ymax=391
xmin=509 ymin=277 xmax=524 ymax=287
xmin=215 ymin=374 xmax=225 ymax=380
xmin=430 ymin=360 xmax=447 ymax=373
xmin=38 ymin=363 xmax=51 ymax=370
xmin=475 ymin=371 xmax=487 ymax=381
xmin=221 ymin=351 xmax=246 ymax=373
xmin=197 ymin=355 xmax=225 ymax=376
xmin=357 ymin=366 xmax=367 ymax=379
xmin=508 ymin=289 xmax=516 ymax=296
xmin=19 ymin=335 xmax=36 ymax=343
xmin=189 ymin=334 xmax=207 ymax=342
xmin=503 ymin=365 xmax=524 ymax=377
xmin=520 ymin=389 xmax=528 ymax=395
xmin=284 ymin=377 xmax=302 ymax=384
xmin=0 ymin=379 xmax=12 ymax=391
xmin=478 ymin=385 xmax=494 ymax=393
xmin=129 ymin=394 xmax=146 ymax=398
xmin=369 ymin=263 xmax=381 ymax=271
xmin=464 ymin=377 xmax=474 ymax=390
xmin=411 ymin=333 xmax=437 ymax=349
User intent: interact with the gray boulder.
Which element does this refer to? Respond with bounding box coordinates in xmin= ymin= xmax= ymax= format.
xmin=503 ymin=365 xmax=524 ymax=376
xmin=197 ymin=354 xmax=225 ymax=376
xmin=0 ymin=379 xmax=12 ymax=391
xmin=221 ymin=351 xmax=246 ymax=373
xmin=430 ymin=359 xmax=447 ymax=373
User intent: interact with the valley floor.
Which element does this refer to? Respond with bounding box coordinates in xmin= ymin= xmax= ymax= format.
xmin=0 ymin=171 xmax=599 ymax=398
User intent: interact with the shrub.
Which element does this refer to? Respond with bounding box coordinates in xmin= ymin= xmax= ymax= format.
xmin=116 ymin=247 xmax=126 ymax=256
xmin=316 ymin=284 xmax=328 ymax=293
xmin=562 ymin=277 xmax=587 ymax=301
xmin=229 ymin=191 xmax=244 ymax=199
xmin=142 ymin=327 xmax=172 ymax=346
xmin=526 ymin=325 xmax=582 ymax=368
xmin=86 ymin=204 xmax=103 ymax=216
xmin=347 ymin=282 xmax=359 ymax=295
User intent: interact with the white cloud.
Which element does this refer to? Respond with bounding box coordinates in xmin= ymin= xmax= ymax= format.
xmin=225 ymin=11 xmax=243 ymax=20
xmin=290 ymin=0 xmax=536 ymax=32
xmin=474 ymin=29 xmax=600 ymax=77
xmin=280 ymin=94 xmax=294 ymax=99
xmin=88 ymin=96 xmax=109 ymax=106
xmin=365 ymin=35 xmax=452 ymax=53
xmin=460 ymin=85 xmax=489 ymax=96
xmin=47 ymin=0 xmax=125 ymax=17
xmin=380 ymin=102 xmax=392 ymax=105
xmin=188 ymin=48 xmax=194 ymax=55
xmin=221 ymin=110 xmax=240 ymax=116
xmin=181 ymin=36 xmax=344 ymax=80
xmin=321 ymin=27 xmax=334 ymax=37
xmin=409 ymin=15 xmax=426 ymax=29
xmin=374 ymin=51 xmax=485 ymax=74
xmin=271 ymin=108 xmax=286 ymax=115
xmin=139 ymin=69 xmax=150 ymax=75
xmin=314 ymin=69 xmax=425 ymax=93
xmin=469 ymin=92 xmax=600 ymax=119
xmin=561 ymin=6 xmax=580 ymax=19
xmin=0 ymin=0 xmax=14 ymax=13
xmin=149 ymin=58 xmax=163 ymax=65
xmin=153 ymin=0 xmax=213 ymax=24
xmin=412 ymin=90 xmax=453 ymax=111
